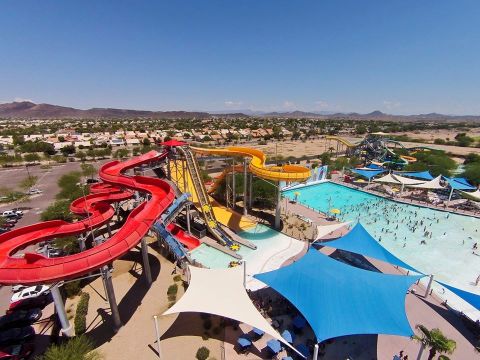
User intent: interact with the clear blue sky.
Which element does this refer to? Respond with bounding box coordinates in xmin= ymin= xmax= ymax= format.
xmin=1 ymin=0 xmax=479 ymax=114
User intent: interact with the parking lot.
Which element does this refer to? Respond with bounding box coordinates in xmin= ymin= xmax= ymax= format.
xmin=0 ymin=160 xmax=109 ymax=356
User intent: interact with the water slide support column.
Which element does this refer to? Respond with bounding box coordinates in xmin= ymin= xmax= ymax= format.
xmin=51 ymin=284 xmax=73 ymax=337
xmin=103 ymin=266 xmax=122 ymax=332
xmin=232 ymin=158 xmax=236 ymax=209
xmin=424 ymin=274 xmax=434 ymax=298
xmin=186 ymin=204 xmax=191 ymax=234
xmin=243 ymin=158 xmax=248 ymax=216
xmin=249 ymin=173 xmax=253 ymax=209
xmin=141 ymin=237 xmax=153 ymax=286
xmin=275 ymin=183 xmax=281 ymax=230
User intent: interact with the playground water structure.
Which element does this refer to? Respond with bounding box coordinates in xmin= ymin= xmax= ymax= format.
xmin=283 ymin=181 xmax=480 ymax=318
xmin=0 ymin=150 xmax=176 ymax=284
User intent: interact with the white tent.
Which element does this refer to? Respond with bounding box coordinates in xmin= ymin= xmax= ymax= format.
xmin=314 ymin=222 xmax=351 ymax=242
xmin=163 ymin=265 xmax=303 ymax=356
xmin=407 ymin=175 xmax=444 ymax=190
xmin=460 ymin=189 xmax=480 ymax=202
xmin=373 ymin=173 xmax=401 ymax=185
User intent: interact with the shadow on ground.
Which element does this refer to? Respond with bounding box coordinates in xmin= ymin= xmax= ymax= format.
xmin=86 ymin=248 xmax=161 ymax=348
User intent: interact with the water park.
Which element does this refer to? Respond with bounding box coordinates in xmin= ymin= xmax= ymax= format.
xmin=0 ymin=137 xmax=479 ymax=359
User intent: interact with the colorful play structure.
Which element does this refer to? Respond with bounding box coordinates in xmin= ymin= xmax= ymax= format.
xmin=0 ymin=141 xmax=310 ymax=336
xmin=325 ymin=133 xmax=423 ymax=168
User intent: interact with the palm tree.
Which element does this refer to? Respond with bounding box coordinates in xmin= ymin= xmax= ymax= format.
xmin=413 ymin=325 xmax=456 ymax=360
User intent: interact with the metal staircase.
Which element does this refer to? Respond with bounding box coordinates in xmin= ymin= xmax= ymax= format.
xmin=178 ymin=146 xmax=235 ymax=247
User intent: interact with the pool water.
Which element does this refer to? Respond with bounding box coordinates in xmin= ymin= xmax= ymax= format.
xmin=190 ymin=224 xmax=285 ymax=268
xmin=283 ymin=182 xmax=480 ymax=297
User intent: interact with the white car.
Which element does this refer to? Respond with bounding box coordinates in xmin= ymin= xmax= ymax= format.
xmin=10 ymin=285 xmax=50 ymax=304
xmin=27 ymin=189 xmax=42 ymax=195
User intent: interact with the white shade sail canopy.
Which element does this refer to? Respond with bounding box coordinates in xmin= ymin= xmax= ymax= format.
xmin=373 ymin=173 xmax=401 ymax=185
xmin=390 ymin=174 xmax=426 ymax=185
xmin=314 ymin=222 xmax=351 ymax=242
xmin=408 ymin=175 xmax=445 ymax=190
xmin=460 ymin=189 xmax=480 ymax=202
xmin=163 ymin=265 xmax=303 ymax=356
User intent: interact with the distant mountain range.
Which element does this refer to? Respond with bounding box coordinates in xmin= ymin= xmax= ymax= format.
xmin=0 ymin=101 xmax=212 ymax=119
xmin=1 ymin=101 xmax=479 ymax=122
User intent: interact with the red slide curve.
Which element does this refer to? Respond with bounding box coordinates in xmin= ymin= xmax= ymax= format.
xmin=0 ymin=151 xmax=175 ymax=285
xmin=166 ymin=223 xmax=200 ymax=250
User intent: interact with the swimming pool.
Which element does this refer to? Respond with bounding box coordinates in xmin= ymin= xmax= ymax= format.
xmin=283 ymin=182 xmax=480 ymax=316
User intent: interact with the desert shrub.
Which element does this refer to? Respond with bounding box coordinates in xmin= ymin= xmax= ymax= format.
xmin=37 ymin=335 xmax=101 ymax=360
xmin=74 ymin=292 xmax=90 ymax=335
xmin=196 ymin=347 xmax=210 ymax=360
xmin=167 ymin=283 xmax=178 ymax=296
xmin=64 ymin=280 xmax=82 ymax=298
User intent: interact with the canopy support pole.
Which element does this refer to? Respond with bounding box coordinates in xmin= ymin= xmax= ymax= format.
xmin=153 ymin=315 xmax=162 ymax=359
xmin=313 ymin=343 xmax=319 ymax=360
xmin=424 ymin=274 xmax=434 ymax=298
xmin=232 ymin=158 xmax=236 ymax=209
xmin=448 ymin=187 xmax=454 ymax=202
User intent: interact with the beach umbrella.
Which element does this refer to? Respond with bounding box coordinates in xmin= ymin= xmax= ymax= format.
xmin=266 ymin=339 xmax=282 ymax=354
xmin=281 ymin=329 xmax=295 ymax=344
xmin=329 ymin=208 xmax=341 ymax=215
xmin=237 ymin=336 xmax=252 ymax=349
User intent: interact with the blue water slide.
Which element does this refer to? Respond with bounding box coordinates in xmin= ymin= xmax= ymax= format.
xmin=161 ymin=193 xmax=191 ymax=224
xmin=152 ymin=222 xmax=188 ymax=259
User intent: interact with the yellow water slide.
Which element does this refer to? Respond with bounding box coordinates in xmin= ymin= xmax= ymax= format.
xmin=191 ymin=146 xmax=311 ymax=182
xmin=207 ymin=164 xmax=245 ymax=194
xmin=325 ymin=136 xmax=356 ymax=148
xmin=169 ymin=159 xmax=256 ymax=233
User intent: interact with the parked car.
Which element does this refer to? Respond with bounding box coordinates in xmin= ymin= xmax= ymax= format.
xmin=0 ymin=229 xmax=9 ymax=234
xmin=86 ymin=178 xmax=99 ymax=184
xmin=0 ymin=309 xmax=42 ymax=330
xmin=0 ymin=327 xmax=34 ymax=347
xmin=5 ymin=219 xmax=16 ymax=224
xmin=9 ymin=209 xmax=23 ymax=216
xmin=7 ymin=294 xmax=51 ymax=314
xmin=10 ymin=285 xmax=27 ymax=293
xmin=0 ymin=224 xmax=14 ymax=229
xmin=0 ymin=342 xmax=34 ymax=360
xmin=26 ymin=189 xmax=42 ymax=195
xmin=10 ymin=285 xmax=49 ymax=304
xmin=1 ymin=212 xmax=16 ymax=219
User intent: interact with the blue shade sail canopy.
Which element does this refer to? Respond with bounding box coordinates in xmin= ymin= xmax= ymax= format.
xmin=351 ymin=169 xmax=385 ymax=180
xmin=393 ymin=171 xmax=434 ymax=180
xmin=254 ymin=250 xmax=423 ymax=342
xmin=437 ymin=281 xmax=480 ymax=311
xmin=319 ymin=223 xmax=420 ymax=273
xmin=443 ymin=177 xmax=476 ymax=190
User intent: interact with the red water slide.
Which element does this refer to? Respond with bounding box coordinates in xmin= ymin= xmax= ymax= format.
xmin=0 ymin=151 xmax=175 ymax=285
xmin=166 ymin=223 xmax=200 ymax=250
